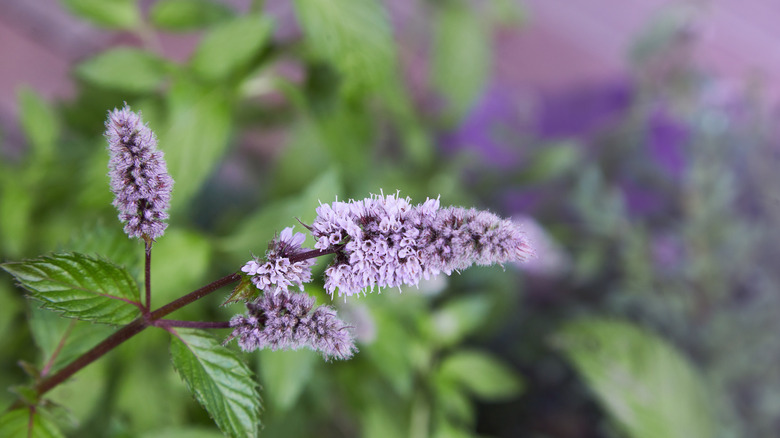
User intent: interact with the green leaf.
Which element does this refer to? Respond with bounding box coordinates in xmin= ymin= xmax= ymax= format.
xmin=0 ymin=175 xmax=34 ymax=257
xmin=0 ymin=408 xmax=65 ymax=438
xmin=68 ymin=221 xmax=143 ymax=277
xmin=293 ymin=0 xmax=397 ymax=98
xmin=437 ymin=350 xmax=524 ymax=401
xmin=1 ymin=253 xmax=141 ymax=324
xmin=170 ymin=329 xmax=261 ymax=438
xmin=555 ymin=318 xmax=716 ymax=438
xmin=223 ymin=276 xmax=259 ymax=305
xmin=150 ymin=0 xmax=234 ymax=31
xmin=190 ymin=15 xmax=273 ymax=81
xmin=76 ymin=48 xmax=168 ymax=93
xmin=140 ymin=427 xmax=224 ymax=438
xmin=61 ymin=0 xmax=140 ymax=29
xmin=161 ymin=79 xmax=232 ymax=211
xmin=427 ymin=294 xmax=492 ymax=347
xmin=258 ymin=349 xmax=317 ymax=413
xmin=18 ymin=88 xmax=58 ymax=161
xmin=521 ymin=142 xmax=580 ymax=183
xmin=432 ymin=0 xmax=491 ymax=122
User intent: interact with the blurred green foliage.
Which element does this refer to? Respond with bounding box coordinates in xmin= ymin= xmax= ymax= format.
xmin=0 ymin=1 xmax=776 ymax=437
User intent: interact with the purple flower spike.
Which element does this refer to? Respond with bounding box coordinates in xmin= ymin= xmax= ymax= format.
xmin=241 ymin=227 xmax=315 ymax=295
xmin=228 ymin=291 xmax=356 ymax=360
xmin=310 ymin=192 xmax=535 ymax=297
xmin=105 ymin=105 xmax=173 ymax=241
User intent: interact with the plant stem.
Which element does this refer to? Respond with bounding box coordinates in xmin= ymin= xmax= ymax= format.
xmin=15 ymin=272 xmax=241 ymax=406
xmin=144 ymin=241 xmax=152 ymax=316
xmin=154 ymin=320 xmax=233 ymax=329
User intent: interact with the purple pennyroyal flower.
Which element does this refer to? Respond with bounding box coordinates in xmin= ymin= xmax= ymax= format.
xmin=308 ymin=192 xmax=535 ymax=297
xmin=228 ymin=291 xmax=356 ymax=360
xmin=105 ymin=105 xmax=173 ymax=241
xmin=241 ymin=227 xmax=315 ymax=295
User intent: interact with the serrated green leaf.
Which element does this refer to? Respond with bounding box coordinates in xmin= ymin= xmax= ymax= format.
xmin=293 ymin=0 xmax=396 ymax=98
xmin=555 ymin=318 xmax=716 ymax=438
xmin=76 ymin=48 xmax=168 ymax=93
xmin=67 ymin=222 xmax=143 ymax=277
xmin=258 ymin=349 xmax=316 ymax=412
xmin=150 ymin=0 xmax=234 ymax=31
xmin=1 ymin=253 xmax=141 ymax=324
xmin=438 ymin=350 xmax=523 ymax=401
xmin=0 ymin=408 xmax=65 ymax=438
xmin=190 ymin=14 xmax=272 ymax=81
xmin=161 ymin=79 xmax=232 ymax=211
xmin=61 ymin=0 xmax=140 ymax=29
xmin=170 ymin=329 xmax=261 ymax=438
xmin=18 ymin=88 xmax=58 ymax=161
xmin=432 ymin=1 xmax=490 ymax=123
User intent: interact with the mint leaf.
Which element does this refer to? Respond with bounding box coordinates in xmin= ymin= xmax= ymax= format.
xmin=61 ymin=0 xmax=140 ymax=29
xmin=0 ymin=408 xmax=65 ymax=438
xmin=293 ymin=0 xmax=397 ymax=98
xmin=150 ymin=0 xmax=234 ymax=31
xmin=170 ymin=329 xmax=261 ymax=438
xmin=437 ymin=350 xmax=524 ymax=401
xmin=190 ymin=14 xmax=272 ymax=81
xmin=76 ymin=48 xmax=168 ymax=93
xmin=555 ymin=318 xmax=716 ymax=438
xmin=1 ymin=253 xmax=141 ymax=325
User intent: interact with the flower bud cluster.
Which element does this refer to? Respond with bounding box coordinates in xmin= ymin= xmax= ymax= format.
xmin=241 ymin=227 xmax=314 ymax=295
xmin=310 ymin=192 xmax=534 ymax=297
xmin=229 ymin=291 xmax=356 ymax=360
xmin=105 ymin=106 xmax=173 ymax=241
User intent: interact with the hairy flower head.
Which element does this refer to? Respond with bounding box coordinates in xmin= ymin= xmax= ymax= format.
xmin=241 ymin=227 xmax=315 ymax=295
xmin=309 ymin=192 xmax=534 ymax=297
xmin=228 ymin=291 xmax=356 ymax=360
xmin=105 ymin=105 xmax=173 ymax=241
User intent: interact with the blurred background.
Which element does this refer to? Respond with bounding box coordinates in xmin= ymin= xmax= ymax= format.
xmin=1 ymin=0 xmax=779 ymax=437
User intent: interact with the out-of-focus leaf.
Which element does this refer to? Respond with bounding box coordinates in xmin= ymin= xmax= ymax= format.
xmin=18 ymin=88 xmax=58 ymax=161
xmin=433 ymin=378 xmax=473 ymax=424
xmin=0 ymin=174 xmax=34 ymax=257
xmin=363 ymin=307 xmax=415 ymax=396
xmin=161 ymin=79 xmax=232 ymax=211
xmin=361 ymin=403 xmax=406 ymax=438
xmin=437 ymin=350 xmax=524 ymax=401
xmin=0 ymin=408 xmax=65 ymax=438
xmin=61 ymin=0 xmax=140 ymax=29
xmin=190 ymin=15 xmax=272 ymax=81
xmin=150 ymin=229 xmax=211 ymax=308
xmin=521 ymin=142 xmax=580 ymax=183
xmin=140 ymin=427 xmax=224 ymax=438
xmin=1 ymin=253 xmax=141 ymax=324
xmin=293 ymin=0 xmax=396 ymax=98
xmin=0 ymin=282 xmax=21 ymax=342
xmin=29 ymin=306 xmax=115 ymax=374
xmin=427 ymin=294 xmax=492 ymax=347
xmin=150 ymin=0 xmax=234 ymax=31
xmin=555 ymin=318 xmax=716 ymax=438
xmin=432 ymin=0 xmax=490 ymax=122
xmin=258 ymin=349 xmax=316 ymax=412
xmin=76 ymin=48 xmax=168 ymax=93
xmin=170 ymin=329 xmax=261 ymax=438
xmin=220 ymin=169 xmax=341 ymax=262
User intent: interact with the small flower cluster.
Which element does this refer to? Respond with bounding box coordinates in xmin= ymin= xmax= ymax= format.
xmin=105 ymin=105 xmax=173 ymax=241
xmin=241 ymin=227 xmax=314 ymax=295
xmin=309 ymin=192 xmax=534 ymax=297
xmin=228 ymin=291 xmax=356 ymax=360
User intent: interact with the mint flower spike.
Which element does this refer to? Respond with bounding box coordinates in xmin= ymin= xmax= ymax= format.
xmin=105 ymin=105 xmax=173 ymax=242
xmin=311 ymin=192 xmax=535 ymax=298
xmin=241 ymin=226 xmax=315 ymax=295
xmin=228 ymin=291 xmax=356 ymax=360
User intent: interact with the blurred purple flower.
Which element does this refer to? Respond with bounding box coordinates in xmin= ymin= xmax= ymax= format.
xmin=647 ymin=106 xmax=689 ymax=179
xmin=536 ymin=78 xmax=634 ymax=139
